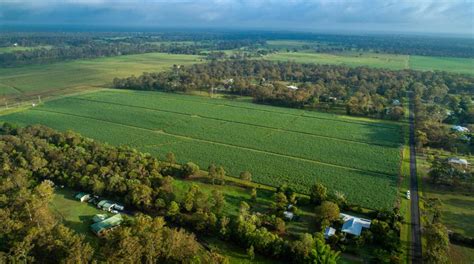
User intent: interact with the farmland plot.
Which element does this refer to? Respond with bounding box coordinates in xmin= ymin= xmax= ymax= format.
xmin=1 ymin=90 xmax=403 ymax=209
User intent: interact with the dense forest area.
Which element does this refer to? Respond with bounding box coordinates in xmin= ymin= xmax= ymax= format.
xmin=112 ymin=60 xmax=474 ymax=120
xmin=276 ymin=34 xmax=474 ymax=58
xmin=1 ymin=31 xmax=472 ymax=67
xmin=0 ymin=124 xmax=405 ymax=263
xmin=0 ymin=33 xmax=265 ymax=67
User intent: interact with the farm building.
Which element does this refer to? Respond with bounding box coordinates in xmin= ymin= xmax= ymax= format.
xmin=97 ymin=200 xmax=116 ymax=211
xmin=452 ymin=125 xmax=470 ymax=133
xmin=286 ymin=85 xmax=299 ymax=90
xmin=114 ymin=204 xmax=125 ymax=211
xmin=448 ymin=157 xmax=470 ymax=167
xmin=92 ymin=214 xmax=108 ymax=223
xmin=324 ymin=227 xmax=336 ymax=239
xmin=90 ymin=214 xmax=123 ymax=236
xmin=75 ymin=192 xmax=90 ymax=202
xmin=340 ymin=213 xmax=371 ymax=237
xmin=283 ymin=211 xmax=294 ymax=220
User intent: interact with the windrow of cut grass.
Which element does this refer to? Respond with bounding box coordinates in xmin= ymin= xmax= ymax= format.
xmin=1 ymin=90 xmax=402 ymax=209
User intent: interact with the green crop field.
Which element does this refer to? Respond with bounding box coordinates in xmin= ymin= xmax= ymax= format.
xmin=266 ymin=51 xmax=474 ymax=74
xmin=2 ymin=90 xmax=403 ymax=209
xmin=0 ymin=53 xmax=202 ymax=97
xmin=265 ymin=52 xmax=410 ymax=70
xmin=409 ymin=55 xmax=474 ymax=75
xmin=0 ymin=45 xmax=53 ymax=54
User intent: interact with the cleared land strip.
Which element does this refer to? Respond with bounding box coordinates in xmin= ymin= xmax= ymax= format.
xmin=70 ymin=96 xmax=399 ymax=148
xmin=31 ymin=107 xmax=396 ymax=178
xmin=102 ymin=90 xmax=401 ymax=130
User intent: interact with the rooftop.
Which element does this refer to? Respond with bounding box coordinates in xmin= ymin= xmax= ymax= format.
xmin=340 ymin=213 xmax=371 ymax=236
xmin=91 ymin=214 xmax=123 ymax=235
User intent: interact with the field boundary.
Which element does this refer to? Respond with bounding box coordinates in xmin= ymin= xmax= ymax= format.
xmin=69 ymin=96 xmax=400 ymax=148
xmin=31 ymin=107 xmax=398 ymax=179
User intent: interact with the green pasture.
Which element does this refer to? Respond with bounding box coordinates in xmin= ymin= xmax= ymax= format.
xmin=409 ymin=55 xmax=474 ymax=75
xmin=0 ymin=53 xmax=202 ymax=96
xmin=266 ymin=51 xmax=473 ymax=74
xmin=0 ymin=45 xmax=53 ymax=54
xmin=265 ymin=52 xmax=409 ymax=70
xmin=2 ymin=90 xmax=402 ymax=209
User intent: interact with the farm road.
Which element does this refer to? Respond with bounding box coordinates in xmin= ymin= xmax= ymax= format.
xmin=408 ymin=91 xmax=423 ymax=263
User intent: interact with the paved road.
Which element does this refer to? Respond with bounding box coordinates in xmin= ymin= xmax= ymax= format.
xmin=408 ymin=91 xmax=423 ymax=263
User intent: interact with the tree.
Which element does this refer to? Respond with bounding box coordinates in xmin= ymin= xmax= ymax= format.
xmin=425 ymin=223 xmax=449 ymax=264
xmin=216 ymin=166 xmax=226 ymax=185
xmin=310 ymin=182 xmax=327 ymax=205
xmin=208 ymin=164 xmax=217 ymax=184
xmin=182 ymin=162 xmax=199 ymax=179
xmin=272 ymin=192 xmax=288 ymax=213
xmin=166 ymin=152 xmax=176 ymax=164
xmin=167 ymin=201 xmax=180 ymax=217
xmin=315 ymin=201 xmax=340 ymax=224
xmin=211 ymin=190 xmax=225 ymax=215
xmin=251 ymin=188 xmax=257 ymax=202
xmin=247 ymin=245 xmax=255 ymax=260
xmin=239 ymin=171 xmax=252 ymax=182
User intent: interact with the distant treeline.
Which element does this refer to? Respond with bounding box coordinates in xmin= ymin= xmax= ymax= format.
xmin=113 ymin=60 xmax=474 ymax=120
xmin=0 ymin=33 xmax=265 ymax=66
xmin=2 ymin=31 xmax=472 ymax=58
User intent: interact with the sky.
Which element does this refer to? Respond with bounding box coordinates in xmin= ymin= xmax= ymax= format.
xmin=1 ymin=0 xmax=473 ymax=36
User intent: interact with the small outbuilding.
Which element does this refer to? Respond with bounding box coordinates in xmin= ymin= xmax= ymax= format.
xmin=452 ymin=125 xmax=470 ymax=133
xmin=448 ymin=158 xmax=470 ymax=167
xmin=286 ymin=85 xmax=299 ymax=90
xmin=75 ymin=192 xmax=91 ymax=202
xmin=283 ymin=211 xmax=294 ymax=221
xmin=324 ymin=227 xmax=336 ymax=239
xmin=340 ymin=213 xmax=371 ymax=237
xmin=91 ymin=214 xmax=123 ymax=236
xmin=114 ymin=204 xmax=125 ymax=211
xmin=92 ymin=214 xmax=108 ymax=223
xmin=97 ymin=200 xmax=116 ymax=212
xmin=392 ymin=99 xmax=401 ymax=106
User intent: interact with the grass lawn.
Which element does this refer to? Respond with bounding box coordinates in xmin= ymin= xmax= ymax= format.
xmin=0 ymin=52 xmax=202 ymax=97
xmin=449 ymin=244 xmax=474 ymax=264
xmin=418 ymin=153 xmax=474 ymax=237
xmin=49 ymin=188 xmax=108 ymax=247
xmin=399 ymin=117 xmax=412 ymax=264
